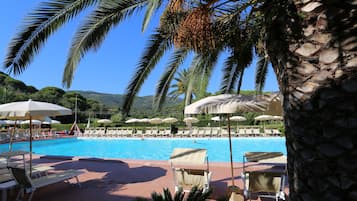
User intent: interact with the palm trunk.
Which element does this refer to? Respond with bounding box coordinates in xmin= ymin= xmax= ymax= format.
xmin=266 ymin=1 xmax=357 ymax=201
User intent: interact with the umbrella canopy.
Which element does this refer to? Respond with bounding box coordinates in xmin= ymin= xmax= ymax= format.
xmin=184 ymin=94 xmax=268 ymax=188
xmin=149 ymin=118 xmax=162 ymax=124
xmin=4 ymin=120 xmax=21 ymax=125
xmin=185 ymin=94 xmax=268 ymax=115
xmin=0 ymin=99 xmax=72 ymax=119
xmin=50 ymin=120 xmax=61 ymax=124
xmin=42 ymin=116 xmax=61 ymax=124
xmin=254 ymin=115 xmax=275 ymax=121
xmin=20 ymin=119 xmax=42 ymax=125
xmin=0 ymin=99 xmax=72 ymax=176
xmin=230 ymin=116 xmax=247 ymax=122
xmin=162 ymin=117 xmax=178 ymax=124
xmin=183 ymin=117 xmax=199 ymax=124
xmin=272 ymin=115 xmax=283 ymax=121
xmin=97 ymin=119 xmax=112 ymax=124
xmin=137 ymin=118 xmax=149 ymax=123
xmin=125 ymin=118 xmax=139 ymax=123
xmin=211 ymin=116 xmax=222 ymax=121
xmin=263 ymin=93 xmax=283 ymax=116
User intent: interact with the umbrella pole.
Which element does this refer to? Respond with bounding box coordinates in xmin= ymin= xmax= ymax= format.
xmin=9 ymin=120 xmax=16 ymax=151
xmin=227 ymin=114 xmax=235 ymax=186
xmin=30 ymin=117 xmax=32 ymax=177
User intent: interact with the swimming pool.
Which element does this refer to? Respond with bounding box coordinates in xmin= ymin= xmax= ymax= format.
xmin=0 ymin=137 xmax=286 ymax=162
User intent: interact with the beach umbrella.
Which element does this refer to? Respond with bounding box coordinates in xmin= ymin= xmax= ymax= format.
xmin=162 ymin=117 xmax=178 ymax=124
xmin=97 ymin=119 xmax=112 ymax=124
xmin=0 ymin=99 xmax=72 ymax=176
xmin=254 ymin=115 xmax=274 ymax=121
xmin=43 ymin=116 xmax=61 ymax=125
xmin=50 ymin=120 xmax=61 ymax=124
xmin=230 ymin=116 xmax=247 ymax=122
xmin=272 ymin=115 xmax=283 ymax=121
xmin=211 ymin=116 xmax=222 ymax=122
xmin=183 ymin=117 xmax=199 ymax=124
xmin=138 ymin=118 xmax=149 ymax=123
xmin=185 ymin=94 xmax=268 ymax=188
xmin=21 ymin=119 xmax=42 ymax=125
xmin=4 ymin=120 xmax=21 ymax=125
xmin=149 ymin=118 xmax=162 ymax=124
xmin=254 ymin=115 xmax=275 ymax=129
xmin=230 ymin=116 xmax=247 ymax=131
xmin=125 ymin=118 xmax=139 ymax=123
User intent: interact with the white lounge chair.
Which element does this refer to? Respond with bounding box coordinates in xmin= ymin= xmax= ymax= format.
xmin=9 ymin=167 xmax=84 ymax=201
xmin=242 ymin=152 xmax=287 ymax=201
xmin=169 ymin=148 xmax=212 ymax=193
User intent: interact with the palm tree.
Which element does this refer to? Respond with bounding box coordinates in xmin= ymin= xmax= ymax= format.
xmin=135 ymin=187 xmax=212 ymax=201
xmin=168 ymin=68 xmax=208 ymax=107
xmin=4 ymin=1 xmax=357 ymax=201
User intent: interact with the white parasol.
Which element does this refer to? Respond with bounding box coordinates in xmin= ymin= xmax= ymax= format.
xmin=97 ymin=119 xmax=112 ymax=124
xmin=0 ymin=99 xmax=72 ymax=176
xmin=125 ymin=118 xmax=139 ymax=123
xmin=149 ymin=118 xmax=163 ymax=124
xmin=185 ymin=94 xmax=268 ymax=188
xmin=162 ymin=117 xmax=178 ymax=124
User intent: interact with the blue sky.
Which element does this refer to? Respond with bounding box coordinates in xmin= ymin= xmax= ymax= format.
xmin=0 ymin=0 xmax=278 ymax=96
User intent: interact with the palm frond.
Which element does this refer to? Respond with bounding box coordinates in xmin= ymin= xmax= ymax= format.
xmin=142 ymin=0 xmax=162 ymax=32
xmin=4 ymin=0 xmax=98 ymax=74
xmin=220 ymin=54 xmax=239 ymax=93
xmin=255 ymin=55 xmax=269 ymax=93
xmin=122 ymin=29 xmax=171 ymax=117
xmin=187 ymin=51 xmax=219 ymax=102
xmin=236 ymin=68 xmax=244 ymax=94
xmin=63 ymin=0 xmax=147 ymax=87
xmin=154 ymin=48 xmax=188 ymax=110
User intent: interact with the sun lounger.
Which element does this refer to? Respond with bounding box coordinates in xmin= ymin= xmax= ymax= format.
xmin=272 ymin=129 xmax=281 ymax=136
xmin=211 ymin=128 xmax=219 ymax=137
xmin=242 ymin=152 xmax=286 ymax=201
xmin=242 ymin=171 xmax=286 ymax=201
xmin=8 ymin=167 xmax=84 ymax=201
xmin=133 ymin=129 xmax=143 ymax=137
xmin=252 ymin=129 xmax=261 ymax=136
xmin=182 ymin=130 xmax=191 ymax=137
xmin=204 ymin=129 xmax=212 ymax=138
xmin=169 ymin=148 xmax=212 ymax=193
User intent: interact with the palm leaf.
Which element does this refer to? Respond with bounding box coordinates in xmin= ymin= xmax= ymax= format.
xmin=142 ymin=0 xmax=162 ymax=32
xmin=154 ymin=48 xmax=189 ymax=110
xmin=122 ymin=29 xmax=171 ymax=117
xmin=220 ymin=54 xmax=239 ymax=93
xmin=187 ymin=51 xmax=218 ymax=103
xmin=4 ymin=0 xmax=98 ymax=74
xmin=255 ymin=55 xmax=269 ymax=93
xmin=236 ymin=68 xmax=244 ymax=94
xmin=63 ymin=0 xmax=147 ymax=87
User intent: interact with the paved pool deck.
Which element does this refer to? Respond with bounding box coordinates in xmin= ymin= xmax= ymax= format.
xmin=4 ymin=154 xmax=288 ymax=201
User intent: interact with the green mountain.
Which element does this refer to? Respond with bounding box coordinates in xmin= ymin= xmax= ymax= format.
xmin=0 ymin=71 xmax=183 ymax=118
xmin=74 ymin=90 xmax=183 ymax=117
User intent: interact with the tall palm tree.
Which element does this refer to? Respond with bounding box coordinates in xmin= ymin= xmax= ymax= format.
xmin=3 ymin=1 xmax=357 ymax=201
xmin=168 ymin=68 xmax=208 ymax=107
xmin=169 ymin=68 xmax=195 ymax=106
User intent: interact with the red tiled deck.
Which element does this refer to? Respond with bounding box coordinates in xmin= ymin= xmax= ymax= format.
xmin=4 ymin=155 xmax=288 ymax=201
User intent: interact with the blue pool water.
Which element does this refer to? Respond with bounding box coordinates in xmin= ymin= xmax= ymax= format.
xmin=0 ymin=137 xmax=286 ymax=162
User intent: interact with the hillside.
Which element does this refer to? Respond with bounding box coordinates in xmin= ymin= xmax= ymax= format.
xmin=74 ymin=90 xmax=183 ymax=117
xmin=0 ymin=72 xmax=183 ymax=117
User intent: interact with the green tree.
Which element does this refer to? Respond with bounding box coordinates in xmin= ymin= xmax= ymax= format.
xmin=31 ymin=87 xmax=65 ymax=104
xmin=169 ymin=68 xmax=196 ymax=106
xmin=60 ymin=92 xmax=89 ymax=122
xmin=4 ymin=1 xmax=357 ymax=201
xmin=136 ymin=187 xmax=212 ymax=201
